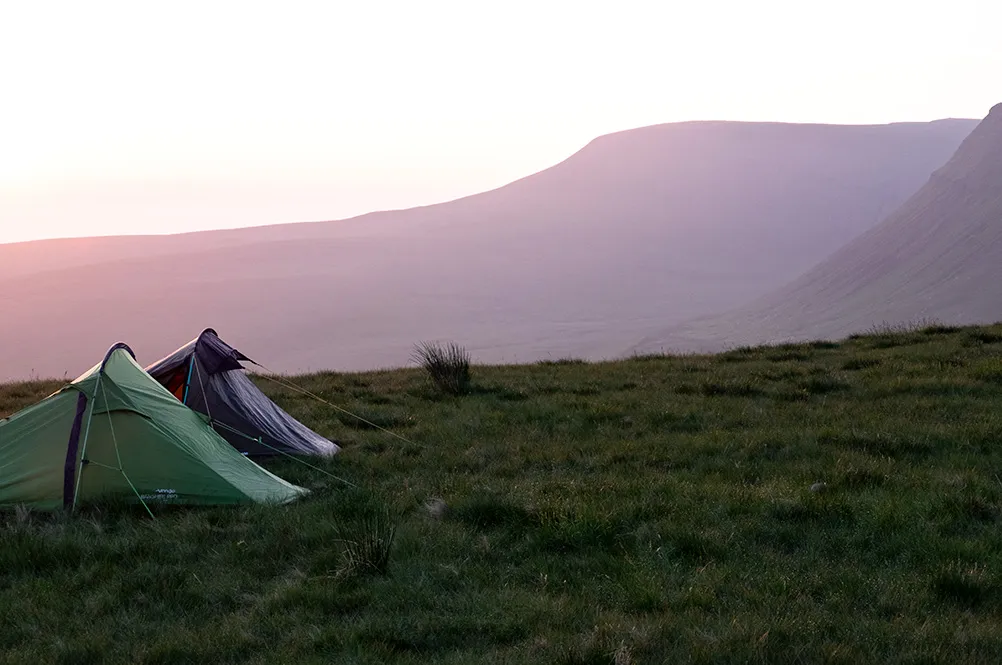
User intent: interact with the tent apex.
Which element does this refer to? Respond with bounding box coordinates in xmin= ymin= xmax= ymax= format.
xmin=101 ymin=343 xmax=136 ymax=371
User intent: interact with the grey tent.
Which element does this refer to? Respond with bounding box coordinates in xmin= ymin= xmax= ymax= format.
xmin=145 ymin=329 xmax=339 ymax=458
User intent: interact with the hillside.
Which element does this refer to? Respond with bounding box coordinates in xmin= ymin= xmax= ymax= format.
xmin=4 ymin=324 xmax=1002 ymax=663
xmin=0 ymin=118 xmax=978 ymax=380
xmin=633 ymin=104 xmax=1002 ymax=355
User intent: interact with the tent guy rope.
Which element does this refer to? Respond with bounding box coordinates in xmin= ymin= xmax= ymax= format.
xmin=102 ymin=378 xmax=156 ymax=519
xmin=210 ymin=420 xmax=358 ymax=489
xmin=193 ymin=359 xmax=213 ymax=422
xmin=253 ymin=367 xmax=427 ymax=449
xmin=190 ymin=355 xmax=358 ymax=487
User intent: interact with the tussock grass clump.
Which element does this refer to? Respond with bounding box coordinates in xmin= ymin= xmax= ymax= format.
xmin=330 ymin=490 xmax=397 ymax=578
xmin=849 ymin=321 xmax=931 ymax=349
xmin=412 ymin=341 xmax=472 ymax=396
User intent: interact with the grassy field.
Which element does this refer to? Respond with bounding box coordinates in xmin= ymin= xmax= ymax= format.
xmin=3 ymin=324 xmax=1002 ymax=663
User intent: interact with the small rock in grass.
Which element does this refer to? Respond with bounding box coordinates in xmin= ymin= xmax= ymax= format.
xmin=810 ymin=482 xmax=828 ymax=493
xmin=424 ymin=497 xmax=449 ymax=519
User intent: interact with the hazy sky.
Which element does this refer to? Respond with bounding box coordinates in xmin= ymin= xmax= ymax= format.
xmin=2 ymin=0 xmax=1000 ymax=244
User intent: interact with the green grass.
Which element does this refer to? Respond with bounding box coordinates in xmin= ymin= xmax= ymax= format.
xmin=4 ymin=323 xmax=1002 ymax=663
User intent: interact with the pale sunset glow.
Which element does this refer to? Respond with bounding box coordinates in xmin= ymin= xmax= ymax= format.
xmin=1 ymin=0 xmax=1000 ymax=244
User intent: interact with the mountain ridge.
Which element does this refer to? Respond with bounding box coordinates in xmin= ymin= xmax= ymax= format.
xmin=0 ymin=117 xmax=981 ymax=380
xmin=1 ymin=116 xmax=978 ymax=244
xmin=631 ymin=104 xmax=1002 ymax=354
xmin=0 ymin=117 xmax=977 ymax=274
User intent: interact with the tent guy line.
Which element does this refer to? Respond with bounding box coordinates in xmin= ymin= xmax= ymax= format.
xmin=253 ymin=368 xmax=428 ymax=449
xmin=185 ymin=356 xmax=357 ymax=491
xmin=100 ymin=396 xmax=155 ymax=519
xmin=209 ymin=418 xmax=358 ymax=489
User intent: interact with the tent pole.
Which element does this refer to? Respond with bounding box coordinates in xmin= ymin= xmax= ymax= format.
xmin=182 ymin=357 xmax=195 ymax=405
xmin=71 ymin=373 xmax=103 ymax=512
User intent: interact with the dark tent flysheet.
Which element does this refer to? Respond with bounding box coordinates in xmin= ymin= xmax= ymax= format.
xmin=146 ymin=329 xmax=339 ymax=457
xmin=0 ymin=343 xmax=308 ymax=511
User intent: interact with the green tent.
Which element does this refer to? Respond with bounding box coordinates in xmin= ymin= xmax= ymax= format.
xmin=0 ymin=344 xmax=308 ymax=511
